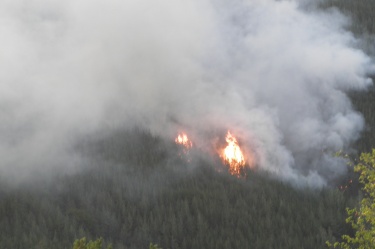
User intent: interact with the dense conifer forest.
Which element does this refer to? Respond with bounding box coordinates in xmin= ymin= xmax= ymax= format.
xmin=322 ymin=0 xmax=375 ymax=153
xmin=0 ymin=129 xmax=355 ymax=249
xmin=1 ymin=1 xmax=375 ymax=249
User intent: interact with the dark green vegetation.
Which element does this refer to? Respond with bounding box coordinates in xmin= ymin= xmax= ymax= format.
xmin=350 ymin=86 xmax=375 ymax=153
xmin=0 ymin=129 xmax=354 ymax=249
xmin=322 ymin=0 xmax=375 ymax=35
xmin=321 ymin=0 xmax=375 ymax=56
xmin=321 ymin=0 xmax=375 ymax=153
xmin=1 ymin=1 xmax=375 ymax=249
xmin=73 ymin=237 xmax=112 ymax=249
xmin=327 ymin=149 xmax=375 ymax=249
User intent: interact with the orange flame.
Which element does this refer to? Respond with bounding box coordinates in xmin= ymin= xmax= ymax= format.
xmin=222 ymin=131 xmax=246 ymax=176
xmin=175 ymin=133 xmax=192 ymax=148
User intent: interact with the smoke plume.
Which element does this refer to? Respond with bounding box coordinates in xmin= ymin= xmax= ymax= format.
xmin=0 ymin=0 xmax=373 ymax=186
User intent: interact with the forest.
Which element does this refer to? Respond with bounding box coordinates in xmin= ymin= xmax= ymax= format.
xmin=0 ymin=129 xmax=357 ymax=249
xmin=1 ymin=1 xmax=375 ymax=249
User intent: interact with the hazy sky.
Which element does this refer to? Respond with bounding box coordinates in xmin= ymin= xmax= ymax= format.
xmin=0 ymin=0 xmax=373 ymax=186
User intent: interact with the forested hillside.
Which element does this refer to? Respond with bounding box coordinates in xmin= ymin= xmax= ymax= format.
xmin=322 ymin=0 xmax=375 ymax=56
xmin=0 ymin=129 xmax=353 ymax=249
xmin=1 ymin=1 xmax=375 ymax=249
xmin=322 ymin=0 xmax=375 ymax=33
xmin=350 ymin=85 xmax=375 ymax=153
xmin=320 ymin=0 xmax=375 ymax=153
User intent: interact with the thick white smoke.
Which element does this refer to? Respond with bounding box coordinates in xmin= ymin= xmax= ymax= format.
xmin=0 ymin=0 xmax=373 ymax=186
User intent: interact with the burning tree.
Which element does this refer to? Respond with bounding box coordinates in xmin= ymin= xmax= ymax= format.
xmin=174 ymin=130 xmax=251 ymax=177
xmin=175 ymin=133 xmax=192 ymax=149
xmin=175 ymin=132 xmax=193 ymax=163
xmin=221 ymin=131 xmax=247 ymax=177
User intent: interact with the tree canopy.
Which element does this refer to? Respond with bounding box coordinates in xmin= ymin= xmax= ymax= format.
xmin=73 ymin=237 xmax=112 ymax=249
xmin=328 ymin=149 xmax=375 ymax=248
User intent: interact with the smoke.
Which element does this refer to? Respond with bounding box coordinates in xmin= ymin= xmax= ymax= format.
xmin=0 ymin=0 xmax=373 ymax=186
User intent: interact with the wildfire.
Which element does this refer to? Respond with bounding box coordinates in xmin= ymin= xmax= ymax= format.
xmin=339 ymin=179 xmax=353 ymax=192
xmin=175 ymin=133 xmax=192 ymax=148
xmin=174 ymin=130 xmax=250 ymax=176
xmin=222 ymin=131 xmax=246 ymax=176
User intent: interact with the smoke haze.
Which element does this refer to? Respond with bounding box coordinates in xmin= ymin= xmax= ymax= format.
xmin=0 ymin=0 xmax=373 ymax=186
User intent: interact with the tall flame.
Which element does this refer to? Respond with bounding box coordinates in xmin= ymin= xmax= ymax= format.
xmin=222 ymin=131 xmax=246 ymax=176
xmin=175 ymin=133 xmax=192 ymax=148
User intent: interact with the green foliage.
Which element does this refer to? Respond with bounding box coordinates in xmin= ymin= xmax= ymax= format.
xmin=0 ymin=129 xmax=357 ymax=249
xmin=0 ymin=2 xmax=374 ymax=249
xmin=327 ymin=149 xmax=375 ymax=248
xmin=149 ymin=243 xmax=162 ymax=249
xmin=0 ymin=130 xmax=352 ymax=249
xmin=73 ymin=237 xmax=112 ymax=249
xmin=72 ymin=238 xmax=162 ymax=249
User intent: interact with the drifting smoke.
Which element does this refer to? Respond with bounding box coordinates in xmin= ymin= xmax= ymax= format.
xmin=0 ymin=0 xmax=373 ymax=186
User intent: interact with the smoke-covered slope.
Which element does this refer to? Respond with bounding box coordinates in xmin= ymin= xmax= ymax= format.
xmin=1 ymin=1 xmax=375 ymax=248
xmin=0 ymin=129 xmax=353 ymax=249
xmin=0 ymin=0 xmax=374 ymax=187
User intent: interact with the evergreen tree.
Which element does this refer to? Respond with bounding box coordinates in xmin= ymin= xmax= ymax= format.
xmin=73 ymin=237 xmax=112 ymax=249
